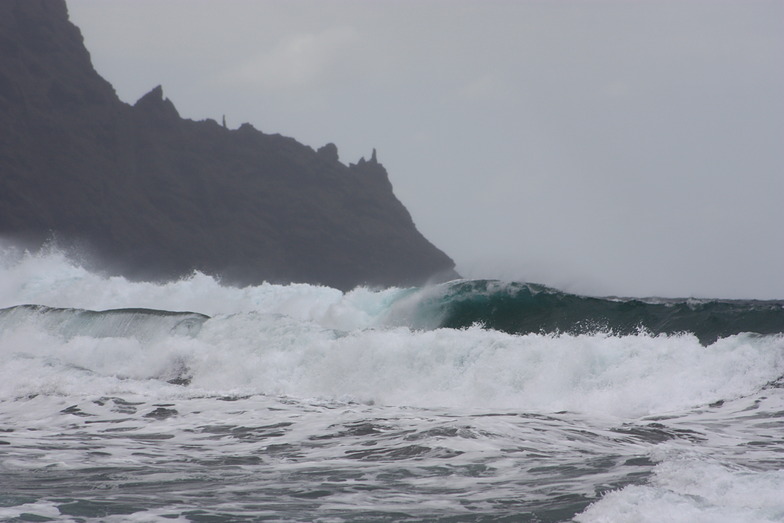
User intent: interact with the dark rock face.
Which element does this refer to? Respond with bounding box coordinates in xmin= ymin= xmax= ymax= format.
xmin=0 ymin=0 xmax=458 ymax=290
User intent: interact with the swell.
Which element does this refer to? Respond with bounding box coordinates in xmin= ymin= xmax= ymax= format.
xmin=0 ymin=304 xmax=209 ymax=341
xmin=5 ymin=278 xmax=784 ymax=346
xmin=2 ymin=298 xmax=783 ymax=416
xmin=425 ymin=280 xmax=784 ymax=345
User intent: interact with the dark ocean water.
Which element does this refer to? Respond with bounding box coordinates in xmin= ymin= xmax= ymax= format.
xmin=404 ymin=279 xmax=784 ymax=345
xmin=1 ymin=249 xmax=783 ymax=522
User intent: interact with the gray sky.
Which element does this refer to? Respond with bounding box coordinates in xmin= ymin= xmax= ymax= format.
xmin=66 ymin=0 xmax=784 ymax=299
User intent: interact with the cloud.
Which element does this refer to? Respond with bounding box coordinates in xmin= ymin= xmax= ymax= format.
xmin=224 ymin=26 xmax=360 ymax=91
xmin=601 ymin=79 xmax=631 ymax=98
xmin=450 ymin=73 xmax=513 ymax=103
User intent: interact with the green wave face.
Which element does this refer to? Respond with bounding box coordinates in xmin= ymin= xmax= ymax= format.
xmin=430 ymin=280 xmax=784 ymax=345
xmin=0 ymin=304 xmax=209 ymax=341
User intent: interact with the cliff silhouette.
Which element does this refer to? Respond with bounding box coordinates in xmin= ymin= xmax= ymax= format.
xmin=0 ymin=0 xmax=458 ymax=290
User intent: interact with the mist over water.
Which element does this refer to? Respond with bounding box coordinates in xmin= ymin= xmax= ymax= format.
xmin=64 ymin=0 xmax=784 ymax=304
xmin=1 ymin=244 xmax=784 ymax=521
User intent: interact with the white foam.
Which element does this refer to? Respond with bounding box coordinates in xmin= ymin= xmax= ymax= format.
xmin=2 ymin=245 xmax=784 ymax=417
xmin=2 ymin=310 xmax=782 ymax=417
xmin=576 ymin=456 xmax=784 ymax=522
xmin=0 ymin=501 xmax=63 ymax=522
xmin=0 ymin=243 xmax=410 ymax=331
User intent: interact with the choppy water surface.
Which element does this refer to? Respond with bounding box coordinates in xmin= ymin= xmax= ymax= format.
xmin=2 ymin=388 xmax=781 ymax=522
xmin=1 ymin=248 xmax=784 ymax=521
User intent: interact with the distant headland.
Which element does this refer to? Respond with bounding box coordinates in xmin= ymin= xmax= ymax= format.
xmin=0 ymin=0 xmax=458 ymax=290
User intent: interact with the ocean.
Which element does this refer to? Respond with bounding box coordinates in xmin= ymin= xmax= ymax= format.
xmin=1 ymin=247 xmax=783 ymax=522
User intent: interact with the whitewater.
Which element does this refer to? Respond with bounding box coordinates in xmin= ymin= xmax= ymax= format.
xmin=1 ymin=247 xmax=784 ymax=522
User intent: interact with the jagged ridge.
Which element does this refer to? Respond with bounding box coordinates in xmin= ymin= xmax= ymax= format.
xmin=0 ymin=0 xmax=458 ymax=290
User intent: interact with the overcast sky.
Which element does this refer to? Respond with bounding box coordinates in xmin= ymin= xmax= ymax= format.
xmin=66 ymin=0 xmax=784 ymax=299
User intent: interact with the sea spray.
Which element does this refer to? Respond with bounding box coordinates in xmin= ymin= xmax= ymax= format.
xmin=2 ymin=303 xmax=783 ymax=417
xmin=2 ymin=245 xmax=784 ymax=521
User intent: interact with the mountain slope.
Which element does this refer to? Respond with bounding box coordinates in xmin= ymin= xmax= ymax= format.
xmin=0 ymin=0 xmax=458 ymax=290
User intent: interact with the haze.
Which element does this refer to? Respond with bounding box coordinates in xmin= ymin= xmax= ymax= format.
xmin=66 ymin=0 xmax=784 ymax=299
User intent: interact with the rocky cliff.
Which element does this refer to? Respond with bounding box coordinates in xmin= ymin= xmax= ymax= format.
xmin=0 ymin=0 xmax=458 ymax=290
